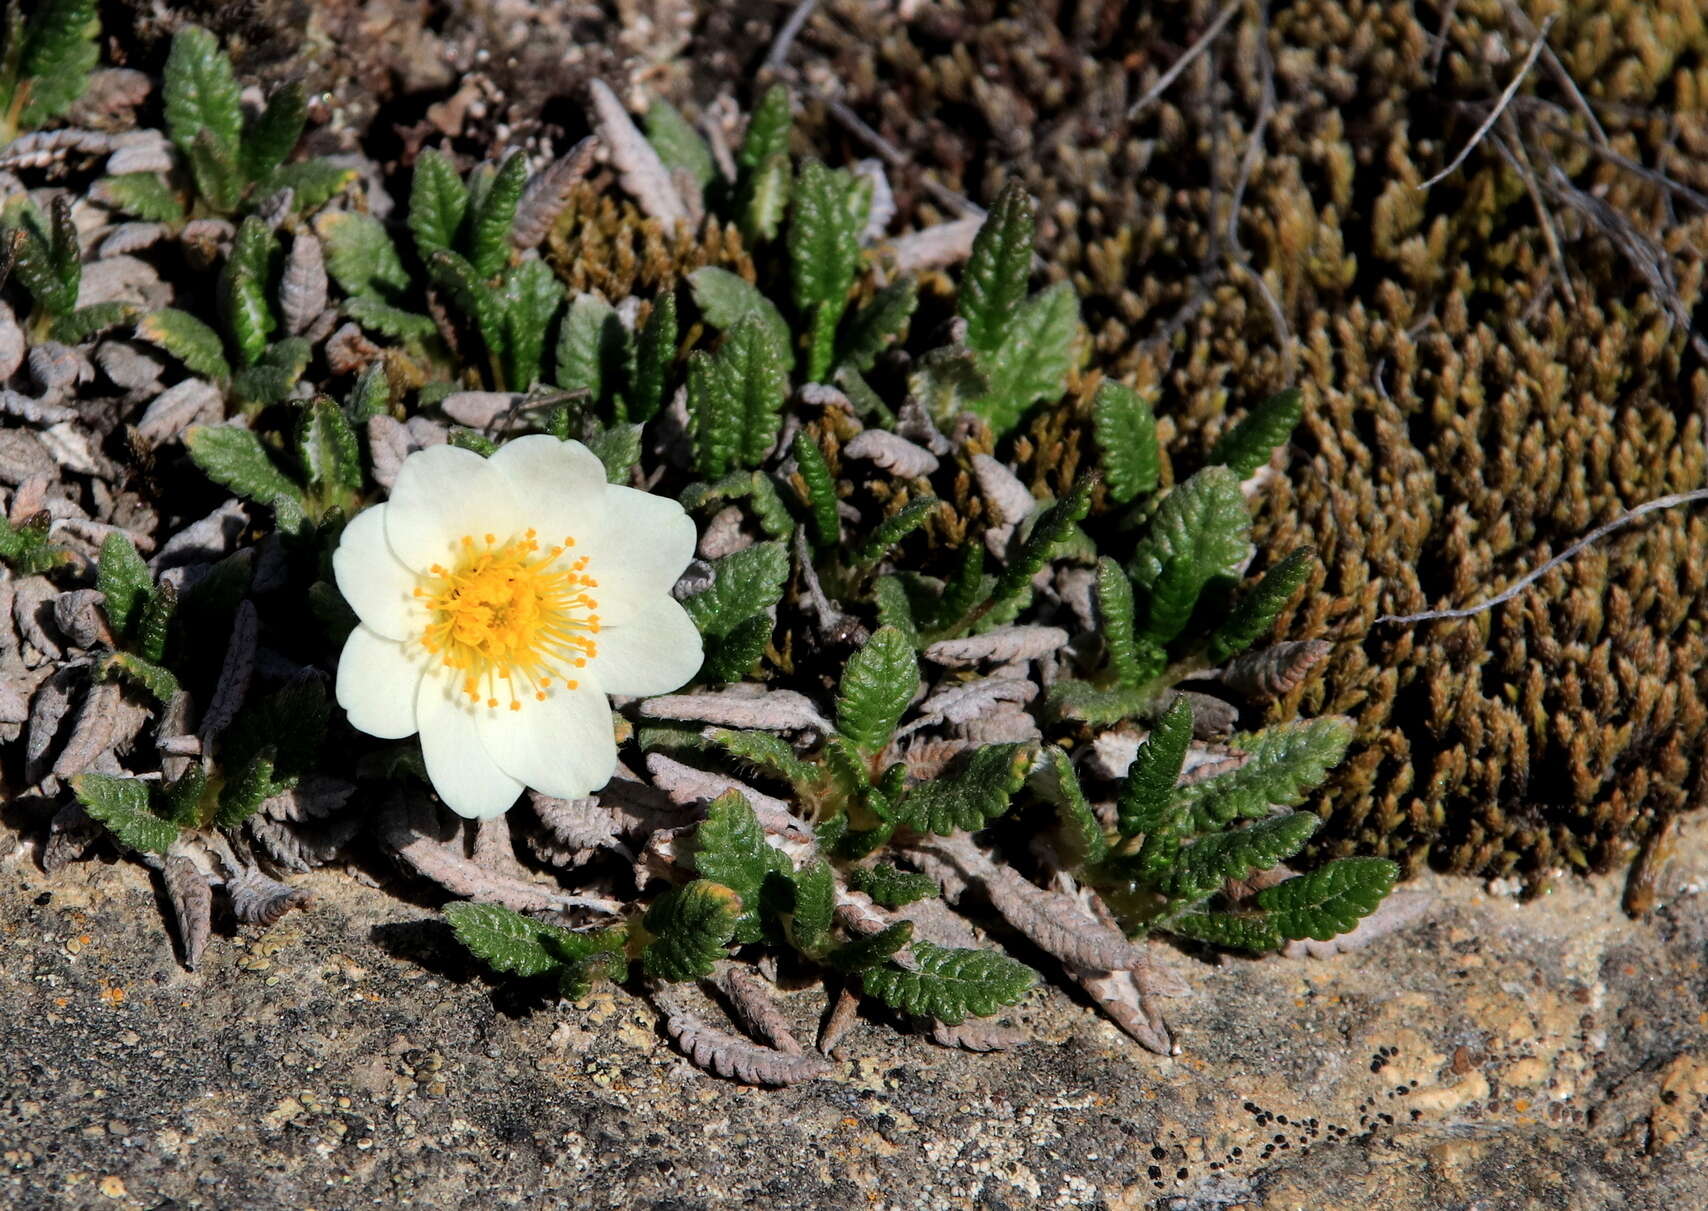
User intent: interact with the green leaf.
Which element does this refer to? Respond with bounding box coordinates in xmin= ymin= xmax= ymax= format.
xmin=1207 ymin=548 xmax=1316 ymax=664
xmin=233 ymin=338 xmax=311 ymax=407
xmin=297 ymin=396 xmax=363 ymax=498
xmin=641 ymin=879 xmax=742 ymax=982
xmin=971 ymin=280 xmax=1079 ymax=432
xmin=861 ymin=942 xmax=1036 ymax=1026
xmin=215 ymin=748 xmax=292 ymax=827
xmin=741 ymin=153 xmax=792 ymax=246
xmin=984 ymin=476 xmax=1092 ymax=617
xmin=315 ymin=211 xmax=410 ymax=301
xmin=1092 ymin=379 xmax=1159 ymax=503
xmin=785 ymin=859 xmax=835 ymax=956
xmin=870 ymin=577 xmax=918 ymax=647
xmin=222 ymin=675 xmax=329 ymax=783
xmin=73 ymin=773 xmax=177 ymax=856
xmin=1165 ymin=812 xmax=1321 ymax=901
xmin=1128 ymin=466 xmax=1252 ymax=645
xmin=100 ymin=651 xmax=179 ymax=701
xmin=682 ymin=540 xmax=788 ymax=638
xmin=738 ymin=84 xmax=792 ymax=173
xmin=645 ymin=98 xmax=715 ymax=190
xmin=344 ymin=297 xmax=436 ymax=341
xmin=1033 ymin=747 xmax=1109 ymax=869
xmin=443 ymin=901 xmax=563 ymax=978
xmin=96 ymin=533 xmax=152 ymax=638
xmin=269 ymin=159 xmax=357 ymax=212
xmin=1257 ymin=858 xmax=1399 ymax=942
xmin=1096 ymin=557 xmax=1157 ymax=688
xmin=828 ymin=920 xmax=913 ymax=973
xmin=837 ymin=278 xmax=917 ymax=373
xmin=922 ymin=545 xmax=985 ymax=636
xmin=162 ymin=26 xmax=242 ymax=153
xmin=242 ymin=80 xmax=307 ymax=185
xmin=909 ymin=345 xmax=989 ymax=423
xmin=583 ymin=421 xmax=642 ymax=485
xmin=131 ymin=578 xmax=175 ymax=663
xmin=17 ymin=0 xmax=99 ymax=126
xmin=50 ymin=301 xmax=137 ymax=345
xmin=1175 ymin=717 xmax=1353 ymax=834
xmin=791 ymin=429 xmax=839 ymax=548
xmin=498 ymin=258 xmax=564 ymax=390
xmin=788 ymin=159 xmax=870 ymax=381
xmin=554 ymin=292 xmax=624 ymax=402
xmin=737 ymin=85 xmax=792 ymax=243
xmin=409 ymin=147 xmax=468 ymax=260
xmin=185 ymin=425 xmax=306 ymax=511
xmin=136 ymin=307 xmax=229 ymax=379
xmin=5 ymin=218 xmax=74 ymax=314
xmin=468 ymin=150 xmax=527 ymax=279
xmin=686 ymin=266 xmax=792 ymax=356
xmin=186 ymin=125 xmax=244 ymax=213
xmin=694 ymin=790 xmax=790 ymax=944
xmin=836 ymin=626 xmax=918 ymax=757
xmin=958 ymin=182 xmax=1034 ymax=356
xmin=97 ymin=173 xmax=184 ymax=223
xmin=221 ymin=219 xmax=278 ymax=366
xmin=1169 ymin=909 xmax=1282 ymax=952
xmin=851 ymin=497 xmax=938 ymax=577
xmin=848 ymin=863 xmax=938 ymax=909
xmin=679 ymin=470 xmax=792 ymax=538
xmin=346 ymin=363 xmax=392 ymax=419
xmin=686 ymin=314 xmax=787 ymax=477
xmin=47 ymin=195 xmax=79 ymax=306
xmin=891 ymin=743 xmax=1030 ymax=836
xmin=631 ymin=290 xmax=677 ymax=422
xmin=1209 ymin=388 xmax=1303 ymax=479
xmin=161 ymin=764 xmax=210 ymax=829
xmin=710 ymin=729 xmax=821 ymax=794
xmin=427 ymin=249 xmax=504 ymax=360
xmin=700 ymin=613 xmax=772 ymax=683
xmin=1116 ymin=697 xmax=1194 ymax=838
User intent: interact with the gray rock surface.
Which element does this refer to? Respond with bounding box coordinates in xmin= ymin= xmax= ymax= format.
xmin=3 ymin=818 xmax=1705 ymax=1210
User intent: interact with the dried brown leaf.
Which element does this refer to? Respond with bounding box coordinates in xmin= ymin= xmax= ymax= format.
xmin=1221 ymin=639 xmax=1334 ymax=700
xmin=640 ymin=688 xmax=831 ymax=732
xmin=714 ymin=963 xmax=805 ymax=1054
xmin=844 ymin=430 xmax=940 ymax=478
xmin=924 ymin=626 xmax=1068 ymax=668
xmin=198 ymin=599 xmax=256 ymax=742
xmin=162 ymin=854 xmax=213 ymax=969
xmin=135 ymin=379 xmax=222 ymax=446
xmin=653 ymin=985 xmax=830 ymax=1086
xmin=512 ymin=137 xmax=597 ymax=250
xmin=929 ymin=1017 xmax=1027 ymax=1052
xmin=588 ymin=81 xmax=688 ymax=228
xmin=225 ymin=865 xmax=314 ymax=925
xmin=43 ymin=801 xmax=99 ymax=872
xmin=280 ymin=232 xmax=328 ymax=335
xmin=1071 ymin=966 xmax=1176 ymax=1055
xmin=645 ymin=753 xmax=813 ymax=840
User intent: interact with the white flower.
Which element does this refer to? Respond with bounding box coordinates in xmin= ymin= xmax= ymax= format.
xmin=332 ymin=435 xmax=702 ymax=818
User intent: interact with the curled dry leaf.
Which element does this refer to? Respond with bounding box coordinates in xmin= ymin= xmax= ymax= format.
xmin=714 ymin=963 xmax=805 ymax=1054
xmin=198 ymin=599 xmax=257 ymax=742
xmin=43 ymin=801 xmax=100 ymax=872
xmin=894 ymin=399 xmax=952 ymax=455
xmin=15 ymin=576 xmax=64 ymax=660
xmin=52 ymin=589 xmax=112 ymax=649
xmin=162 ymin=854 xmax=214 ymax=970
xmin=971 ymin=453 xmax=1036 ymax=528
xmin=99 ymin=222 xmax=171 ymax=257
xmin=924 ymin=626 xmax=1069 ymax=668
xmin=50 ymin=682 xmax=123 ymax=780
xmin=0 ymin=432 xmax=58 ymax=486
xmin=512 ymin=137 xmax=598 ymax=250
xmin=152 ymin=500 xmax=248 ymax=572
xmin=1221 ymin=639 xmax=1335 ymax=701
xmin=697 ymin=505 xmax=749 ymax=560
xmin=366 ymin=414 xmax=448 ymax=490
xmin=653 ymin=985 xmax=830 ymax=1087
xmin=640 ymin=687 xmax=832 ymax=732
xmin=105 ymin=131 xmax=174 ymax=175
xmin=588 ymin=80 xmax=688 ymax=229
xmin=930 ymin=1017 xmax=1028 ymax=1052
xmin=1 ymin=389 xmax=77 ymax=425
xmin=440 ymin=391 xmax=527 ymax=431
xmin=645 ymin=753 xmax=813 ymax=840
xmin=880 ymin=216 xmax=984 ymax=274
xmin=818 ymin=984 xmax=862 ymax=1057
xmin=135 ymin=379 xmax=223 ymax=446
xmin=1070 ymin=966 xmax=1176 ymax=1056
xmin=324 ymin=322 xmax=383 ymax=375
xmin=225 ymin=865 xmax=314 ymax=926
xmin=953 ymin=703 xmax=1042 ymax=744
xmin=248 ymin=812 xmax=359 ymax=872
xmin=260 ymin=774 xmax=355 ymax=822
xmin=280 ymin=232 xmax=328 ymax=335
xmin=843 ymin=429 xmax=940 ymax=478
xmin=97 ymin=340 xmax=169 ymax=393
xmin=29 ymin=343 xmax=91 ymax=394
xmin=0 ymin=303 xmax=25 ymax=380
xmin=0 ymin=129 xmax=114 ymax=170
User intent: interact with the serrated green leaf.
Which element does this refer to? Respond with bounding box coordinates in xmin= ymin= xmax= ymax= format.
xmin=737 ymin=85 xmax=792 ymax=243
xmin=700 ymin=613 xmax=772 ymax=683
xmin=583 ymin=421 xmax=642 ymax=485
xmin=1169 ymin=909 xmax=1282 ymax=952
xmin=1165 ymin=811 xmax=1320 ymax=901
xmin=50 ymin=301 xmax=137 ymax=344
xmin=409 ymin=147 xmax=467 ymax=260
xmin=789 ymin=159 xmax=870 ymax=381
xmin=959 ymin=182 xmax=1034 ymax=356
xmin=741 ymin=153 xmax=792 ymax=246
xmin=315 ymin=211 xmax=410 ymax=302
xmin=738 ymin=84 xmax=792 ymax=172
xmin=641 ymin=879 xmax=742 ymax=981
xmin=982 ymin=476 xmax=1092 ymax=618
xmin=1210 ymin=388 xmax=1303 ymax=479
xmin=836 ymin=626 xmax=917 ymax=756
xmin=645 ymin=97 xmax=715 ymax=190
xmin=130 ymin=575 xmax=174 ymax=664
xmin=861 ymin=941 xmax=1036 ymax=1026
xmin=343 ymin=297 xmax=436 ymax=341
xmin=1096 ymin=557 xmax=1156 ymax=688
xmin=221 ymin=219 xmax=277 ymax=366
xmin=468 ymin=150 xmax=527 ymax=278
xmin=97 ymin=533 xmax=152 ymax=638
xmin=554 ymin=292 xmax=623 ymax=402
xmin=163 ymin=26 xmax=241 ymax=153
xmin=297 ymin=396 xmax=362 ymax=497
xmin=891 ymin=742 xmax=1030 ymax=836
xmin=682 ymin=540 xmax=788 ymax=638
xmin=1033 ymin=747 xmax=1109 ymax=869
xmin=851 ymin=497 xmax=938 ymax=578
xmin=1207 ymin=547 xmax=1316 ymax=664
xmin=791 ymin=429 xmax=838 ymax=548
xmin=17 ymin=0 xmax=99 ymax=126
xmin=686 ymin=266 xmax=791 ymax=355
xmin=215 ymin=748 xmax=292 ymax=827
xmin=1175 ymin=717 xmax=1353 ymax=834
xmin=1257 ymin=858 xmax=1399 ymax=942
xmin=161 ymin=764 xmax=210 ymax=828
xmin=710 ymin=729 xmax=821 ymax=794
xmin=694 ymin=790 xmax=790 ymax=944
xmin=5 ymin=219 xmax=73 ymax=314
xmin=1116 ymin=697 xmax=1194 ymax=838
xmin=427 ymin=248 xmax=504 ymax=359
xmin=243 ymin=81 xmax=307 ymax=186
xmin=829 ymin=920 xmax=913 ymax=973
xmin=185 ymin=425 xmax=306 ymax=510
xmin=686 ymin=313 xmax=787 ymax=477
xmin=134 ymin=309 xmax=227 ymax=380
xmin=222 ymin=674 xmax=329 ymax=783
xmin=0 ymin=514 xmax=64 ymax=575
xmin=186 ymin=126 xmax=244 ymax=213
xmin=443 ymin=901 xmax=563 ymax=977
xmin=971 ymin=280 xmax=1079 ymax=432
xmin=73 ymin=773 xmax=177 ymax=855
xmin=1045 ymin=680 xmax=1157 ymax=726
xmin=909 ymin=345 xmax=989 ymax=423
xmin=233 ymin=337 xmax=312 ymax=408
xmin=269 ymin=159 xmax=357 ymax=212
xmin=631 ymin=290 xmax=677 ymax=422
xmin=838 ymin=278 xmax=917 ymax=373
xmin=100 ymin=650 xmax=179 ymax=701
xmin=47 ymin=194 xmax=79 ymax=304
xmin=870 ymin=576 xmax=918 ymax=647
xmin=1128 ymin=466 xmax=1253 ymax=645
xmin=783 ymin=859 xmax=835 ymax=956
xmin=97 ymin=173 xmax=184 ymax=223
xmin=497 ymin=258 xmax=563 ymax=390
xmin=848 ymin=863 xmax=938 ymax=909
xmin=1092 ymin=379 xmax=1159 ymax=504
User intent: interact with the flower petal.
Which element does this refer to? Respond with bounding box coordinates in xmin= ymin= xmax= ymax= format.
xmin=590 ymin=595 xmax=704 ymax=696
xmin=580 ymin=483 xmax=698 ymax=615
xmin=336 ymin=625 xmax=423 ymax=739
xmin=417 ymin=671 xmax=525 ymax=818
xmin=385 ymin=444 xmax=523 ymax=572
xmin=474 ymin=676 xmax=618 ymax=801
xmin=332 ymin=504 xmax=424 ymax=640
xmin=488 ymin=435 xmax=609 ymax=547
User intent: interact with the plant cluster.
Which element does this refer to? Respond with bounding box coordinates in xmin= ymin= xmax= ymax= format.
xmin=0 ymin=24 xmax=1399 ymax=1082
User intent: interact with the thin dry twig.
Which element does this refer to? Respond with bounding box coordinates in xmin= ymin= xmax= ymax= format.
xmin=1419 ymin=14 xmax=1557 ymax=190
xmin=764 ymin=0 xmax=820 ymax=74
xmin=1127 ymin=0 xmax=1242 ymax=120
xmin=1378 ymin=490 xmax=1708 ymax=624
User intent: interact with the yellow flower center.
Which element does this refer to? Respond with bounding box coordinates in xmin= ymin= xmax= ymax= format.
xmin=413 ymin=528 xmax=601 ymax=712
